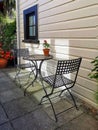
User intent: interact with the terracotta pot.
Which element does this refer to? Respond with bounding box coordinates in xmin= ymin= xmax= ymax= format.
xmin=43 ymin=49 xmax=50 ymax=56
xmin=0 ymin=58 xmax=8 ymax=68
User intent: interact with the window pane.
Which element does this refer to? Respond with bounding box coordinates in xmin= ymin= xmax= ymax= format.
xmin=29 ymin=26 xmax=35 ymax=36
xmin=24 ymin=4 xmax=38 ymax=41
xmin=29 ymin=15 xmax=35 ymax=26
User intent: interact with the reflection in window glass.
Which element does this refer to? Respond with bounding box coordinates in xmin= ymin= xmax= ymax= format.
xmin=29 ymin=15 xmax=35 ymax=26
xmin=29 ymin=27 xmax=35 ymax=36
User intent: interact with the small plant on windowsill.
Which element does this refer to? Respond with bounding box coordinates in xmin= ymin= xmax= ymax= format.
xmin=88 ymin=56 xmax=98 ymax=104
xmin=43 ymin=40 xmax=50 ymax=56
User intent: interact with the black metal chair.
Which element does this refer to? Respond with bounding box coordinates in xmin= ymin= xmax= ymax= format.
xmin=39 ymin=57 xmax=82 ymax=122
xmin=14 ymin=48 xmax=35 ymax=87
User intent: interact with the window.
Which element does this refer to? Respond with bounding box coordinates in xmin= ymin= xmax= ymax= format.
xmin=23 ymin=5 xmax=38 ymax=43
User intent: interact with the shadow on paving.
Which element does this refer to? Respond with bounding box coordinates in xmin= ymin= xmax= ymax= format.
xmin=0 ymin=68 xmax=98 ymax=130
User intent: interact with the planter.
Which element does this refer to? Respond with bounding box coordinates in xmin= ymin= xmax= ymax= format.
xmin=43 ymin=49 xmax=50 ymax=56
xmin=0 ymin=58 xmax=8 ymax=68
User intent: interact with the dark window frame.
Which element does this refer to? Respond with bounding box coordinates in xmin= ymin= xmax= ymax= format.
xmin=23 ymin=5 xmax=39 ymax=43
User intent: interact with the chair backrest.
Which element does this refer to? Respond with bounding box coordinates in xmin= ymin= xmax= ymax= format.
xmin=56 ymin=57 xmax=82 ymax=75
xmin=13 ymin=48 xmax=29 ymax=66
xmin=15 ymin=48 xmax=29 ymax=57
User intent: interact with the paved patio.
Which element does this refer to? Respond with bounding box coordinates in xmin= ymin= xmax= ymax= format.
xmin=0 ymin=68 xmax=98 ymax=130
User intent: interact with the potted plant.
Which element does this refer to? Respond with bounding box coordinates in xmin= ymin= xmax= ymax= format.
xmin=88 ymin=56 xmax=98 ymax=103
xmin=0 ymin=43 xmax=14 ymax=68
xmin=43 ymin=40 xmax=50 ymax=56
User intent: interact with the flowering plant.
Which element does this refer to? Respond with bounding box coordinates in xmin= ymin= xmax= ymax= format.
xmin=0 ymin=43 xmax=14 ymax=60
xmin=43 ymin=40 xmax=50 ymax=49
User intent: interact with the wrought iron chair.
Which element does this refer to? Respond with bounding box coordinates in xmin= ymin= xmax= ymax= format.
xmin=14 ymin=48 xmax=35 ymax=87
xmin=39 ymin=57 xmax=82 ymax=122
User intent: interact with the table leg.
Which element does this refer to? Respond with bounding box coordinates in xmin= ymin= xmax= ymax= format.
xmin=24 ymin=60 xmax=44 ymax=95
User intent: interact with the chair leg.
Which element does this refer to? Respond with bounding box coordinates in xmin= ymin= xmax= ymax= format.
xmin=24 ymin=83 xmax=31 ymax=96
xmin=14 ymin=69 xmax=22 ymax=87
xmin=39 ymin=91 xmax=53 ymax=105
xmin=67 ymin=89 xmax=78 ymax=110
xmin=23 ymin=69 xmax=36 ymax=87
xmin=59 ymin=85 xmax=78 ymax=110
xmin=40 ymin=94 xmax=58 ymax=122
xmin=24 ymin=71 xmax=37 ymax=96
xmin=14 ymin=69 xmax=20 ymax=81
xmin=39 ymin=80 xmax=58 ymax=122
xmin=47 ymin=96 xmax=58 ymax=122
xmin=59 ymin=89 xmax=65 ymax=96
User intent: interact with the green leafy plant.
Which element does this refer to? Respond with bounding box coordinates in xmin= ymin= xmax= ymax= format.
xmin=88 ymin=56 xmax=98 ymax=103
xmin=0 ymin=13 xmax=16 ymax=51
xmin=2 ymin=20 xmax=16 ymax=51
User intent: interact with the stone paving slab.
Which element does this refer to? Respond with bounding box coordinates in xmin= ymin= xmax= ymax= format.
xmin=56 ymin=113 xmax=98 ymax=130
xmin=0 ymin=88 xmax=24 ymax=103
xmin=3 ymin=96 xmax=39 ymax=120
xmin=0 ymin=80 xmax=16 ymax=92
xmin=0 ymin=70 xmax=14 ymax=82
xmin=11 ymin=108 xmax=57 ymax=130
xmin=0 ymin=71 xmax=7 ymax=78
xmin=43 ymin=99 xmax=83 ymax=125
xmin=0 ymin=122 xmax=13 ymax=130
xmin=0 ymin=104 xmax=8 ymax=125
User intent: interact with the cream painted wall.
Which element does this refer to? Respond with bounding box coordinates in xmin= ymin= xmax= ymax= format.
xmin=16 ymin=0 xmax=98 ymax=109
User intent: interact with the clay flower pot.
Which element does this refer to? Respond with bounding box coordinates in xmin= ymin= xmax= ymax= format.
xmin=43 ymin=49 xmax=50 ymax=56
xmin=0 ymin=58 xmax=8 ymax=68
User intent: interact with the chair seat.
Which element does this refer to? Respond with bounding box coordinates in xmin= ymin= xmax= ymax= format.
xmin=17 ymin=63 xmax=34 ymax=69
xmin=43 ymin=75 xmax=74 ymax=88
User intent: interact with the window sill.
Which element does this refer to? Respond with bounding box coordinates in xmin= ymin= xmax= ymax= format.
xmin=22 ymin=39 xmax=40 ymax=44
